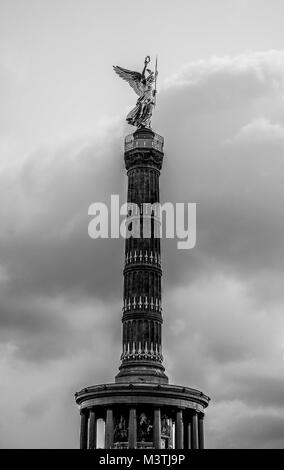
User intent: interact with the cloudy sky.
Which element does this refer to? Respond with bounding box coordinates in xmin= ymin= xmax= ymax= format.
xmin=1 ymin=0 xmax=284 ymax=448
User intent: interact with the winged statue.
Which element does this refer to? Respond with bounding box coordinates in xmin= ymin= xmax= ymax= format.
xmin=113 ymin=56 xmax=158 ymax=129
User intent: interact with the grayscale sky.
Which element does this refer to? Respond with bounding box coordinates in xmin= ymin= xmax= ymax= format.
xmin=1 ymin=0 xmax=284 ymax=448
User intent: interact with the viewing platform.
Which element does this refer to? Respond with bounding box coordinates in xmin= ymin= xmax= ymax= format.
xmin=125 ymin=128 xmax=164 ymax=153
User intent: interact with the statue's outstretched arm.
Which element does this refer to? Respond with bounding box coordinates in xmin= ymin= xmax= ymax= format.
xmin=142 ymin=56 xmax=150 ymax=80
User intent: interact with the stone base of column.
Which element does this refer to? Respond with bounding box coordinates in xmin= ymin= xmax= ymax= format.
xmin=115 ymin=362 xmax=168 ymax=384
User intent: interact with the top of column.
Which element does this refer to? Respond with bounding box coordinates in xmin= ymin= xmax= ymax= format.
xmin=124 ymin=128 xmax=164 ymax=171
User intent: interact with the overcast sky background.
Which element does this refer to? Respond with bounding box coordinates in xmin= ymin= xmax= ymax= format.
xmin=1 ymin=0 xmax=284 ymax=448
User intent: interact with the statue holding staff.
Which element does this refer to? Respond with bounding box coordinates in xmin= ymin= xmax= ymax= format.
xmin=113 ymin=55 xmax=158 ymax=129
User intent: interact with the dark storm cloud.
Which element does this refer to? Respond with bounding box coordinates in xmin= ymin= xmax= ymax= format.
xmin=0 ymin=291 xmax=120 ymax=362
xmin=0 ymin=134 xmax=125 ymax=299
xmin=0 ymin=131 xmax=127 ymax=361
xmin=222 ymin=375 xmax=284 ymax=408
xmin=157 ymin=52 xmax=284 ymax=302
xmin=210 ymin=411 xmax=284 ymax=449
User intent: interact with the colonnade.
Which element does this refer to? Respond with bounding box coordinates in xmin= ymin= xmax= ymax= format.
xmin=79 ymin=407 xmax=204 ymax=449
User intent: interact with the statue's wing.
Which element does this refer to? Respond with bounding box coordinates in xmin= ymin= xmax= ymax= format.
xmin=113 ymin=66 xmax=143 ymax=96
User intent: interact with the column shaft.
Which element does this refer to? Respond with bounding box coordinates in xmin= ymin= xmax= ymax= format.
xmin=188 ymin=421 xmax=192 ymax=449
xmin=183 ymin=419 xmax=189 ymax=449
xmin=175 ymin=410 xmax=184 ymax=449
xmin=80 ymin=409 xmax=88 ymax=449
xmin=128 ymin=408 xmax=137 ymax=449
xmin=88 ymin=409 xmax=97 ymax=449
xmin=153 ymin=408 xmax=161 ymax=449
xmin=198 ymin=414 xmax=205 ymax=449
xmin=105 ymin=408 xmax=114 ymax=449
xmin=191 ymin=412 xmax=198 ymax=449
xmin=169 ymin=417 xmax=173 ymax=449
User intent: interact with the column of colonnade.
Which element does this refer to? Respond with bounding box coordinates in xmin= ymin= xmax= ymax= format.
xmin=79 ymin=407 xmax=205 ymax=449
xmin=80 ymin=409 xmax=89 ymax=449
xmin=88 ymin=409 xmax=97 ymax=449
xmin=180 ymin=410 xmax=205 ymax=449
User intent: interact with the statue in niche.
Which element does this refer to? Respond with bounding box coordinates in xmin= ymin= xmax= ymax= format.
xmin=161 ymin=414 xmax=171 ymax=436
xmin=137 ymin=412 xmax=153 ymax=441
xmin=114 ymin=414 xmax=128 ymax=442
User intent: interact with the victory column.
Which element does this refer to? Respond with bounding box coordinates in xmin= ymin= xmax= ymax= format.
xmin=75 ymin=56 xmax=210 ymax=449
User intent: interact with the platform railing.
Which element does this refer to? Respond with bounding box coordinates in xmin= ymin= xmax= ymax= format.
xmin=125 ymin=132 xmax=164 ymax=152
